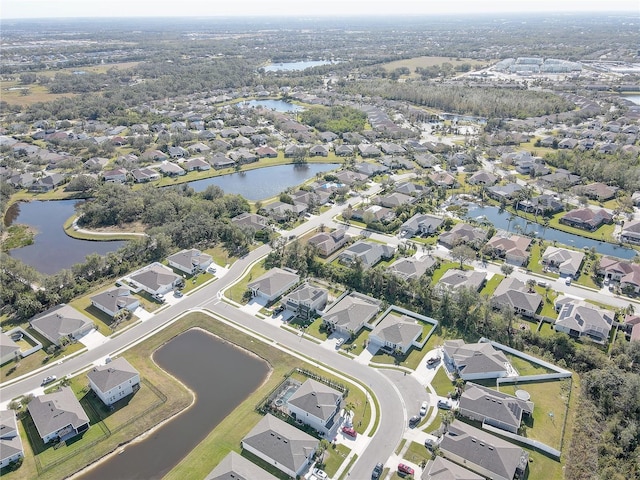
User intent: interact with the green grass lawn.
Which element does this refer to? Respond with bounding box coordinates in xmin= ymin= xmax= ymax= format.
xmin=225 ymin=260 xmax=267 ymax=303
xmin=538 ymin=321 xmax=557 ymax=338
xmin=431 ymin=261 xmax=464 ymax=285
xmin=323 ymin=444 xmax=351 ymax=477
xmin=480 ymin=273 xmax=504 ymax=297
xmin=403 ymin=441 xmax=430 ymax=466
xmin=370 ymin=344 xmax=428 ymax=371
xmin=430 ymin=367 xmax=454 ymax=397
xmin=342 ymin=329 xmax=370 ymax=355
xmin=291 ymin=317 xmax=330 ymax=341
xmin=506 ymin=353 xmax=553 ymax=376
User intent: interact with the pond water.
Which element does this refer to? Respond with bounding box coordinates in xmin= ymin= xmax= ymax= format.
xmin=4 ymin=200 xmax=125 ymax=275
xmin=187 ymin=163 xmax=340 ymax=200
xmin=263 ymin=60 xmax=332 ymax=71
xmin=621 ymin=94 xmax=640 ymax=105
xmin=469 ymin=205 xmax=637 ymax=259
xmin=80 ymin=329 xmax=270 ymax=480
xmin=244 ymin=99 xmax=303 ymax=112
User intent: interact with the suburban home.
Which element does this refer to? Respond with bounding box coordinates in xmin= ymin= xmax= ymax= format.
xmin=422 ymin=456 xmax=484 ymax=480
xmin=334 ymin=144 xmax=355 ymax=157
xmin=241 ymin=413 xmax=318 ymax=478
xmin=599 ymin=257 xmax=640 ymax=293
xmin=337 ymin=240 xmax=396 ymax=269
xmin=560 ymin=207 xmax=612 ymax=231
xmin=486 ymin=183 xmax=524 ymax=203
xmin=0 ymin=332 xmax=20 ymax=365
xmin=29 ymin=173 xmax=66 ymax=192
xmin=374 ymin=192 xmax=415 ymax=209
xmin=440 ymin=420 xmax=529 ymax=480
xmin=256 ymin=146 xmax=278 ymax=158
xmin=516 ymin=194 xmax=563 ymax=216
xmin=159 ymin=161 xmax=186 ymax=176
xmin=102 ymin=167 xmax=128 ymax=183
xmin=168 ymin=146 xmax=188 ymax=158
xmin=184 ymin=157 xmax=211 ymax=172
xmin=436 ymin=270 xmax=487 ymax=295
xmin=351 ymin=205 xmax=396 ymax=224
xmin=459 ymin=382 xmax=534 ymax=434
xmin=577 ymin=182 xmax=618 ymax=201
xmin=438 ymin=223 xmax=487 ymax=249
xmin=400 ymin=213 xmax=444 ymax=237
xmin=307 ymin=229 xmax=350 ymax=257
xmin=284 ymin=144 xmax=307 ymax=158
xmin=128 ymin=263 xmax=182 ymax=296
xmin=539 ymin=169 xmax=581 ymax=188
xmin=131 ymin=167 xmax=161 ymax=183
xmin=558 ymin=138 xmax=579 ymax=149
xmin=468 ymin=170 xmax=498 ymax=186
xmin=29 ymin=304 xmax=95 ymax=346
xmin=387 ymin=256 xmax=437 ymax=281
xmin=87 ymin=357 xmax=141 ymax=406
xmin=28 ymin=387 xmax=90 ymax=443
xmin=90 ymin=287 xmax=140 ymax=318
xmin=491 ymin=277 xmax=542 ymax=317
xmin=394 ymin=181 xmax=429 ymax=197
xmin=357 ymin=144 xmax=382 ymax=158
xmin=247 ymin=267 xmax=300 ymax=303
xmin=554 ymin=296 xmax=614 ymax=344
xmin=484 ymin=234 xmax=532 ymax=266
xmin=442 ymin=339 xmax=513 ymax=380
xmin=322 ymin=292 xmax=382 ymax=336
xmin=334 ymin=170 xmax=368 ymax=186
xmin=167 ymin=248 xmax=213 ymax=275
xmin=264 ymin=201 xmax=307 ymax=222
xmin=231 ymin=212 xmax=270 ymax=231
xmin=541 ymin=246 xmax=585 ymax=278
xmin=187 ymin=142 xmax=211 ymax=153
xmin=309 ymin=145 xmax=329 ymax=157
xmin=286 ymin=379 xmax=343 ymax=435
xmin=620 ymin=219 xmax=640 ymax=245
xmin=0 ymin=410 xmax=24 ymax=468
xmin=369 ymin=313 xmax=423 ymax=354
xmin=282 ymin=283 xmax=328 ymax=320
xmin=428 ymin=171 xmax=457 ymax=188
xmin=204 ymin=451 xmax=279 ymax=480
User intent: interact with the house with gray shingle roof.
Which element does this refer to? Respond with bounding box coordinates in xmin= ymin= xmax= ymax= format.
xmin=400 ymin=213 xmax=444 ymax=237
xmin=436 ymin=270 xmax=486 ymax=296
xmin=28 ymin=387 xmax=90 ymax=443
xmin=88 ymin=357 xmax=141 ymax=406
xmin=29 ymin=304 xmax=95 ymax=346
xmin=241 ymin=413 xmax=318 ymax=478
xmin=388 ymin=256 xmax=437 ymax=281
xmin=129 ymin=263 xmax=181 ymax=296
xmin=439 ymin=420 xmax=529 ymax=480
xmin=282 ymin=283 xmax=328 ymax=320
xmin=322 ymin=292 xmax=381 ymax=335
xmin=438 ymin=223 xmax=487 ymax=249
xmin=286 ymin=379 xmax=343 ymax=435
xmin=369 ymin=313 xmax=423 ymax=354
xmin=0 ymin=332 xmax=20 ymax=365
xmin=442 ymin=340 xmax=512 ymax=381
xmin=247 ymin=268 xmax=300 ymax=303
xmin=167 ymin=248 xmax=213 ymax=275
xmin=541 ymin=246 xmax=585 ymax=278
xmin=491 ymin=277 xmax=541 ymax=317
xmin=90 ymin=287 xmax=140 ymax=318
xmin=338 ymin=240 xmax=395 ymax=269
xmin=554 ymin=296 xmax=614 ymax=344
xmin=204 ymin=451 xmax=279 ymax=480
xmin=458 ymin=382 xmax=534 ymax=434
xmin=0 ymin=410 xmax=24 ymax=468
xmin=231 ymin=212 xmax=269 ymax=231
xmin=307 ymin=229 xmax=349 ymax=257
xmin=422 ymin=456 xmax=484 ymax=480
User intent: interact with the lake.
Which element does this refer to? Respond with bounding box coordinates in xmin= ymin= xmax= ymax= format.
xmin=187 ymin=163 xmax=340 ymax=200
xmin=469 ymin=205 xmax=637 ymax=259
xmin=263 ymin=60 xmax=332 ymax=71
xmin=621 ymin=94 xmax=640 ymax=105
xmin=4 ymin=200 xmax=125 ymax=275
xmin=244 ymin=99 xmax=303 ymax=112
xmin=79 ymin=329 xmax=270 ymax=480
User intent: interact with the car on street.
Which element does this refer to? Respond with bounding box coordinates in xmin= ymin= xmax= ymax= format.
xmin=312 ymin=468 xmax=328 ymax=479
xmin=537 ymin=280 xmax=548 ymax=287
xmin=372 ymin=463 xmax=384 ymax=479
xmin=341 ymin=426 xmax=357 ymax=438
xmin=409 ymin=415 xmax=420 ymax=426
xmin=398 ymin=463 xmax=415 ymax=476
xmin=419 ymin=401 xmax=428 ymax=416
xmin=41 ymin=375 xmax=56 ymax=385
xmin=565 ymin=277 xmax=572 ymax=286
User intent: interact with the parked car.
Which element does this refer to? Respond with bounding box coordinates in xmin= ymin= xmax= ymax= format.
xmin=419 ymin=401 xmax=428 ymax=416
xmin=372 ymin=462 xmax=384 ymax=479
xmin=312 ymin=468 xmax=328 ymax=479
xmin=565 ymin=277 xmax=572 ymax=286
xmin=173 ymin=290 xmax=183 ymax=298
xmin=425 ymin=438 xmax=436 ymax=450
xmin=409 ymin=415 xmax=421 ymax=426
xmin=437 ymin=399 xmax=452 ymax=410
xmin=335 ymin=338 xmax=345 ymax=349
xmin=537 ymin=280 xmax=548 ymax=287
xmin=426 ymin=355 xmax=440 ymax=367
xmin=41 ymin=375 xmax=56 ymax=385
xmin=342 ymin=426 xmax=357 ymax=438
xmin=398 ymin=463 xmax=415 ymax=475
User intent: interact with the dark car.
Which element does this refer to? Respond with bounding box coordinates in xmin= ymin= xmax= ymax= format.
xmin=426 ymin=355 xmax=441 ymax=367
xmin=409 ymin=415 xmax=420 ymax=426
xmin=437 ymin=399 xmax=452 ymax=410
xmin=398 ymin=463 xmax=415 ymax=476
xmin=342 ymin=426 xmax=357 ymax=438
xmin=372 ymin=462 xmax=384 ymax=479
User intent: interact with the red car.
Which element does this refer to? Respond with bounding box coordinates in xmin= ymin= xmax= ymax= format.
xmin=398 ymin=463 xmax=415 ymax=476
xmin=341 ymin=426 xmax=357 ymax=438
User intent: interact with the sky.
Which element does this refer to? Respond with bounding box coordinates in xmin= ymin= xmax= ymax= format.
xmin=1 ymin=0 xmax=638 ymax=19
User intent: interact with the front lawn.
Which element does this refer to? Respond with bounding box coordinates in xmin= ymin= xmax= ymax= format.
xmin=480 ymin=273 xmax=504 ymax=297
xmin=225 ymin=260 xmax=267 ymax=303
xmin=430 ymin=367 xmax=454 ymax=397
xmin=370 ymin=345 xmax=427 ymax=371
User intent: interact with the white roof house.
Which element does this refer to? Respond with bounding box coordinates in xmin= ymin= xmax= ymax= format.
xmin=321 ymin=292 xmax=382 ymax=335
xmin=128 ymin=263 xmax=181 ymax=295
xmin=369 ymin=313 xmax=423 ymax=354
xmin=204 ymin=451 xmax=279 ymax=480
xmin=90 ymin=287 xmax=140 ymax=318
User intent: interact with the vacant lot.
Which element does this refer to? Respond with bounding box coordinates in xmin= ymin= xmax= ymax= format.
xmin=380 ymin=56 xmax=487 ymax=74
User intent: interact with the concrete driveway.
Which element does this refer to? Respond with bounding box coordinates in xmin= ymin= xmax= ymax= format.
xmin=77 ymin=329 xmax=108 ymax=350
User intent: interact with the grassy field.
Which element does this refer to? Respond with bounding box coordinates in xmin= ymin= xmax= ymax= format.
xmin=1 ymin=81 xmax=76 ymax=106
xmin=225 ymin=260 xmax=267 ymax=303
xmin=480 ymin=273 xmax=504 ymax=297
xmin=430 ymin=367 xmax=454 ymax=397
xmin=379 ymin=56 xmax=488 ymax=76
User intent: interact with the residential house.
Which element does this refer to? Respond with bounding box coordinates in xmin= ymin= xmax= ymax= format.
xmin=168 ymin=146 xmax=188 ymax=158
xmin=334 ymin=144 xmax=355 ymax=157
xmin=28 ymin=387 xmax=90 ymax=443
xmin=422 ymin=456 xmax=484 ymax=480
xmin=577 ymin=182 xmax=618 ymax=201
xmin=354 ymin=162 xmax=387 ymax=177
xmin=187 ymin=142 xmax=211 ymax=154
xmin=539 ymin=169 xmax=581 ymax=188
xmin=231 ymin=212 xmax=270 ymax=231
xmin=130 ymin=167 xmax=161 ymax=183
xmin=517 ymin=194 xmax=563 ymax=216
xmin=247 ymin=267 xmax=300 ymax=303
xmin=0 ymin=333 xmax=20 ymax=365
xmin=387 ymin=256 xmax=437 ymax=281
xmin=29 ymin=173 xmax=66 ymax=192
xmin=558 ymin=138 xmax=578 ymax=149
xmin=620 ymin=219 xmax=640 ymax=245
xmin=438 ymin=223 xmax=487 ymax=249
xmin=284 ymin=144 xmax=306 ymax=158
xmin=337 ymin=240 xmax=396 ymax=269
xmin=436 ymin=270 xmax=487 ymax=296
xmin=319 ymin=131 xmax=338 ymax=143
xmin=442 ymin=340 xmax=513 ymax=380
xmin=357 ymin=144 xmax=382 ymax=158
xmin=0 ymin=410 xmax=24 ymax=468
xmin=369 ymin=313 xmax=423 ymax=354
xmin=486 ymin=183 xmax=524 ymax=203
xmin=541 ymin=246 xmax=585 ymax=278
xmin=394 ymin=182 xmax=429 ymax=197
xmin=241 ymin=413 xmax=318 ymax=478
xmin=598 ymin=257 xmax=640 ymax=293
xmin=204 ymin=451 xmax=279 ymax=480
xmin=554 ymin=296 xmax=614 ymax=344
xmin=322 ymin=292 xmax=381 ymax=336
xmin=128 ymin=263 xmax=182 ymax=296
xmin=8 ymin=172 xmax=35 ymax=189
xmin=264 ymin=201 xmax=307 ymax=222
xmin=560 ymin=207 xmax=612 ymax=231
xmin=167 ymin=248 xmax=213 ymax=275
xmin=351 ymin=205 xmax=396 ymax=224
xmin=428 ymin=171 xmax=457 ymax=188
xmin=90 ymin=287 xmax=140 ymax=318
xmin=283 ymin=283 xmax=328 ymax=320
xmin=484 ymin=234 xmax=532 ymax=266
xmin=286 ymin=379 xmax=343 ymax=435
xmin=440 ymin=420 xmax=528 ymax=480
xmin=158 ymin=161 xmax=186 ymax=177
xmin=309 ymin=145 xmax=329 ymax=157
xmin=459 ymin=382 xmax=534 ymax=434
xmin=256 ymin=146 xmax=278 ymax=158
xmin=374 ymin=192 xmax=415 ymax=209
xmin=307 ymin=229 xmax=349 ymax=257
xmin=87 ymin=357 xmax=141 ymax=406
xmin=139 ymin=149 xmax=167 ymax=162
xmin=400 ymin=214 xmax=444 ymax=237
xmin=491 ymin=277 xmax=542 ymax=317
xmin=184 ymin=157 xmax=210 ymax=172
xmin=468 ymin=170 xmax=498 ymax=186
xmin=334 ymin=170 xmax=368 ymax=186
xmin=29 ymin=304 xmax=95 ymax=346
xmin=102 ymin=167 xmax=128 ymax=183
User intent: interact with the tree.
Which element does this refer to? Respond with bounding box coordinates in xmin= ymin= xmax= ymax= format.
xmin=526 ymin=279 xmax=536 ymax=292
xmin=501 ymin=264 xmax=514 ymax=277
xmin=451 ymin=244 xmax=475 ymax=268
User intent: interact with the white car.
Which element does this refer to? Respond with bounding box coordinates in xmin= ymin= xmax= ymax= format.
xmin=419 ymin=401 xmax=428 ymax=416
xmin=335 ymin=338 xmax=345 ymax=349
xmin=312 ymin=468 xmax=328 ymax=479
